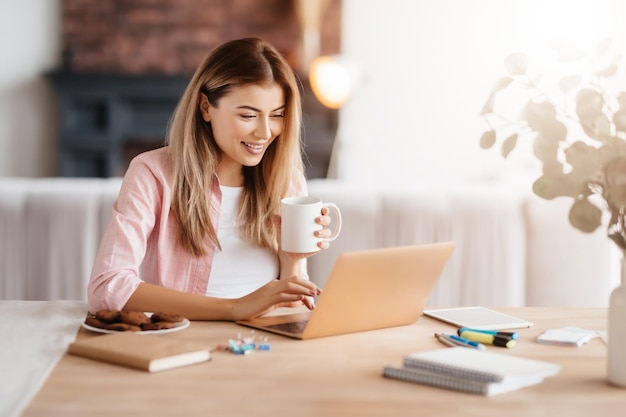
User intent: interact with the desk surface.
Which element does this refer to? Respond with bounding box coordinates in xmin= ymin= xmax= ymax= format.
xmin=21 ymin=307 xmax=623 ymax=417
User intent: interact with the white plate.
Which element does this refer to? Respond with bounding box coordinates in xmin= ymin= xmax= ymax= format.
xmin=81 ymin=313 xmax=190 ymax=335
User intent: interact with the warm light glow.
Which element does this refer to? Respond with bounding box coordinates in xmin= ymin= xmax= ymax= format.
xmin=309 ymin=55 xmax=352 ymax=109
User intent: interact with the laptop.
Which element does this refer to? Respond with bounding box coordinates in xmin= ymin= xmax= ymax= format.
xmin=236 ymin=241 xmax=455 ymax=340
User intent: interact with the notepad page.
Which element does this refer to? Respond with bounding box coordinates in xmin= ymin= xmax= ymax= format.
xmin=383 ymin=366 xmax=547 ymax=396
xmin=402 ymin=347 xmax=560 ymax=383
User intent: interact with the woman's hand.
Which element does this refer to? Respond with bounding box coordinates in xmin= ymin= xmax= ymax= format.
xmin=314 ymin=206 xmax=333 ymax=249
xmin=275 ymin=206 xmax=333 ymax=263
xmin=230 ymin=275 xmax=322 ymax=320
xmin=275 ymin=206 xmax=333 ymax=286
xmin=230 ymin=205 xmax=331 ymax=322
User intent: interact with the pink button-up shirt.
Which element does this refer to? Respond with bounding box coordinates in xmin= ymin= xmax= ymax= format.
xmin=87 ymin=147 xmax=305 ymax=312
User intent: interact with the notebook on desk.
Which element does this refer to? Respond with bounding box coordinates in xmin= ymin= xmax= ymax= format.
xmin=236 ymin=241 xmax=455 ymax=340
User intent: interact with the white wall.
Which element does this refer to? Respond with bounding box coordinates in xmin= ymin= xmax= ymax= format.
xmin=0 ymin=0 xmax=61 ymax=177
xmin=338 ymin=0 xmax=626 ymax=185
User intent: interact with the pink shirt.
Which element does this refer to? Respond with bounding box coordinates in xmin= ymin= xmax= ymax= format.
xmin=87 ymin=147 xmax=305 ymax=312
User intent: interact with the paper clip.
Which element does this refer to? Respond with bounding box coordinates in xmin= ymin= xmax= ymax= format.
xmin=219 ymin=330 xmax=271 ymax=354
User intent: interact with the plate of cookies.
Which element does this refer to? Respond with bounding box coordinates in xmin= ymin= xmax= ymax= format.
xmin=82 ymin=310 xmax=190 ymax=334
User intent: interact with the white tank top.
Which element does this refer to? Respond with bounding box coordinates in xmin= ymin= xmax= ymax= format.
xmin=206 ymin=186 xmax=279 ymax=298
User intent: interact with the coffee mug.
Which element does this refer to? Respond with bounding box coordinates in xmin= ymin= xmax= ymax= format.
xmin=280 ymin=196 xmax=342 ymax=253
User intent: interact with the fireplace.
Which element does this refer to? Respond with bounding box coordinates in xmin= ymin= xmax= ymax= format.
xmin=47 ymin=72 xmax=185 ymax=177
xmin=47 ymin=71 xmax=335 ymax=179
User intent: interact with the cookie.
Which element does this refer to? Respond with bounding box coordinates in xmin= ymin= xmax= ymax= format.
xmin=150 ymin=312 xmax=185 ymax=323
xmin=86 ymin=310 xmax=184 ymax=332
xmin=104 ymin=322 xmax=142 ymax=332
xmin=141 ymin=321 xmax=177 ymax=331
xmin=85 ymin=315 xmax=107 ymax=329
xmin=120 ymin=311 xmax=151 ymax=326
xmin=95 ymin=309 xmax=121 ymax=323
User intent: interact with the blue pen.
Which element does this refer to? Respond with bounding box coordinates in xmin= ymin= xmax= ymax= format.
xmin=458 ymin=327 xmax=519 ymax=340
xmin=440 ymin=333 xmax=486 ymax=351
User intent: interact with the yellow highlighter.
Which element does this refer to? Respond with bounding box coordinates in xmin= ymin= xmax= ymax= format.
xmin=459 ymin=330 xmax=517 ymax=348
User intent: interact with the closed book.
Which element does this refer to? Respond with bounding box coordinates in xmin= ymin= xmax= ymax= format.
xmin=68 ymin=332 xmax=211 ymax=372
xmin=383 ymin=366 xmax=547 ymax=396
xmin=402 ymin=347 xmax=560 ymax=383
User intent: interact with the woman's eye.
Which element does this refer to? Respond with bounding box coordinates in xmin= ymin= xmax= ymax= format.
xmin=271 ymin=113 xmax=285 ymax=118
xmin=240 ymin=114 xmax=256 ymax=120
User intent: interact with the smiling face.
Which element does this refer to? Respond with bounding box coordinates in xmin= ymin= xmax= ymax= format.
xmin=199 ymin=83 xmax=285 ymax=186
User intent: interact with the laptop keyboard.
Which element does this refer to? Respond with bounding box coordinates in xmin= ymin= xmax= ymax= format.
xmin=265 ymin=320 xmax=309 ymax=334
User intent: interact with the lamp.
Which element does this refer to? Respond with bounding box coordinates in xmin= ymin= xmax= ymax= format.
xmin=308 ymin=55 xmax=362 ymax=178
xmin=294 ymin=0 xmax=361 ymax=178
xmin=308 ymin=55 xmax=353 ymax=109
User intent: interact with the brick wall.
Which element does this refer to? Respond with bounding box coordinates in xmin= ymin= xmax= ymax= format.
xmin=61 ymin=0 xmax=342 ymax=75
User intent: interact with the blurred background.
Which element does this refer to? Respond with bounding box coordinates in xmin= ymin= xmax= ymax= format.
xmin=0 ymin=0 xmax=342 ymax=179
xmin=2 ymin=0 xmax=626 ymax=305
xmin=2 ymin=0 xmax=626 ymax=184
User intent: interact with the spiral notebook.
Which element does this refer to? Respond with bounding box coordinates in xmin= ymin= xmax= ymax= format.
xmin=383 ymin=347 xmax=560 ymax=396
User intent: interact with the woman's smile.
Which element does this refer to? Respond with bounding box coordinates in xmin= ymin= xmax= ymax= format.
xmin=241 ymin=141 xmax=266 ymax=154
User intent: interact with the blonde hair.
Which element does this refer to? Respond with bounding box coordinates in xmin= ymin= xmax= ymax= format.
xmin=166 ymin=38 xmax=304 ymax=256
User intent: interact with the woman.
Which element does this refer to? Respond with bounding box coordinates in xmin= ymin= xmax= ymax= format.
xmin=88 ymin=38 xmax=330 ymax=320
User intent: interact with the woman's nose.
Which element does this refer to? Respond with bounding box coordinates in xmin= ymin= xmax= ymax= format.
xmin=254 ymin=117 xmax=272 ymax=139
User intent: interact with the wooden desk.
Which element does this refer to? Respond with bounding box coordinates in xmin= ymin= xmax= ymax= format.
xmin=22 ymin=308 xmax=623 ymax=417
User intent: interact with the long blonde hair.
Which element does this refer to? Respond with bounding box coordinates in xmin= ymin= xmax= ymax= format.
xmin=166 ymin=38 xmax=304 ymax=256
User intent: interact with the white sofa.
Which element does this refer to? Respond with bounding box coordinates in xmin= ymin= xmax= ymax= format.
xmin=0 ymin=177 xmax=620 ymax=307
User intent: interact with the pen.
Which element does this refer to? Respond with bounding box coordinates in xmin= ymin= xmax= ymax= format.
xmin=447 ymin=334 xmax=487 ymax=350
xmin=459 ymin=330 xmax=517 ymax=348
xmin=434 ymin=332 xmax=457 ymax=347
xmin=457 ymin=327 xmax=519 ymax=340
xmin=437 ymin=333 xmax=486 ymax=351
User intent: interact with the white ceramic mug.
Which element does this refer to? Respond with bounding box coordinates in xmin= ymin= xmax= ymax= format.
xmin=280 ymin=196 xmax=342 ymax=253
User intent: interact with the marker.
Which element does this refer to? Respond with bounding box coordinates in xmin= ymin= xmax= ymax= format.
xmin=457 ymin=327 xmax=519 ymax=340
xmin=459 ymin=330 xmax=517 ymax=348
xmin=437 ymin=333 xmax=486 ymax=351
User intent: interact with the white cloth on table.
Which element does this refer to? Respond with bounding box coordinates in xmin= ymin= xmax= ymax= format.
xmin=0 ymin=300 xmax=87 ymax=417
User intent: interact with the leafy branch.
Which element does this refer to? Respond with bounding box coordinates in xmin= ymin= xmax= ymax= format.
xmin=479 ymin=39 xmax=626 ymax=250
